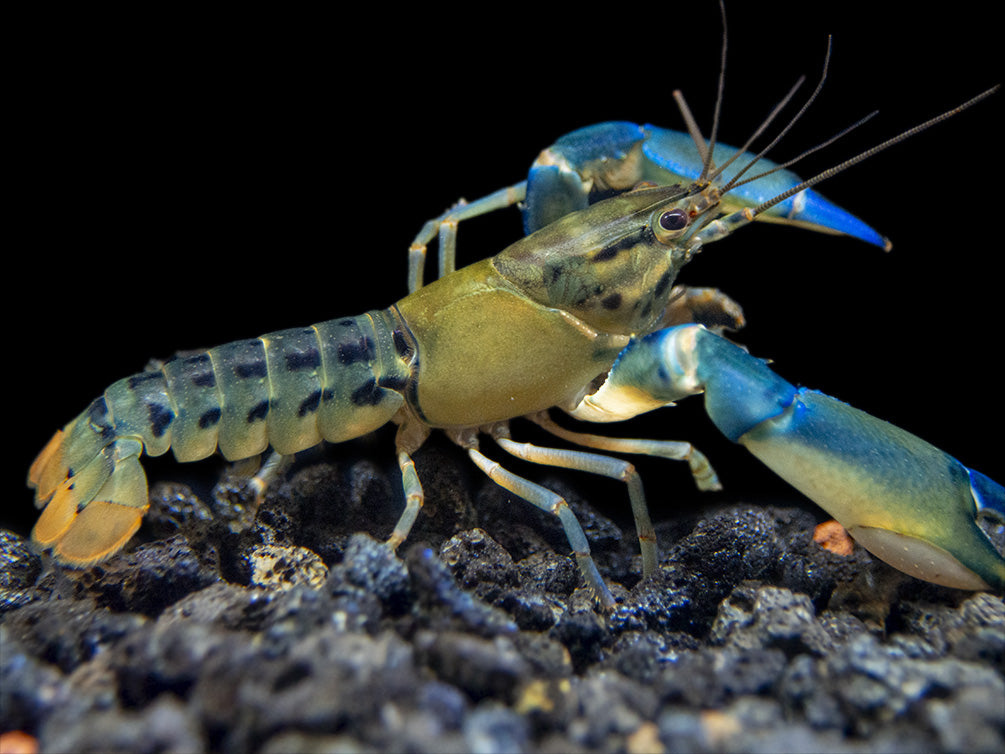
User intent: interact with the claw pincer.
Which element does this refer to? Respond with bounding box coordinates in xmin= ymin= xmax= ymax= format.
xmin=581 ymin=325 xmax=1005 ymax=590
xmin=524 ymin=122 xmax=890 ymax=249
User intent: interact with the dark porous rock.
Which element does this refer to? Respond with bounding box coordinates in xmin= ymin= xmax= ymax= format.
xmin=328 ymin=532 xmax=411 ymax=612
xmin=39 ymin=694 xmax=207 ymax=754
xmin=160 ymin=582 xmax=271 ymax=629
xmin=494 ymin=588 xmax=565 ymax=631
xmin=783 ymin=631 xmax=1005 ymax=741
xmin=515 ymin=550 xmax=582 ymax=600
xmin=439 ymin=527 xmax=520 ymax=599
xmin=0 ymin=625 xmax=72 ymax=733
xmin=669 ymin=506 xmax=780 ymax=584
xmin=599 ymin=630 xmax=701 ymax=686
xmin=246 ymin=544 xmax=329 ymax=590
xmin=462 ymin=702 xmax=531 ymax=754
xmin=3 ymin=598 xmax=147 ymax=674
xmin=258 ymin=458 xmax=401 ymax=567
xmin=610 ymin=507 xmax=784 ymax=639
xmin=888 ymin=591 xmax=1005 ymax=665
xmin=417 ymin=630 xmax=532 ymax=702
xmin=550 ymin=607 xmax=610 ymax=672
xmin=107 ymin=617 xmax=242 ymax=707
xmin=763 ymin=505 xmax=859 ymax=606
xmin=709 ymin=584 xmax=833 ymax=656
xmin=403 ymin=542 xmax=518 ymax=637
xmin=614 ymin=567 xmax=702 ymax=634
xmin=145 ymin=481 xmax=215 ymax=541
xmin=0 ymin=530 xmax=43 ymax=614
xmin=70 ymin=536 xmax=218 ymax=617
xmin=652 ymin=646 xmax=789 ymax=708
xmin=4 ymin=448 xmax=1003 ymax=754
xmin=566 ymin=671 xmax=660 ymax=750
xmin=198 ymin=626 xmax=420 ymax=753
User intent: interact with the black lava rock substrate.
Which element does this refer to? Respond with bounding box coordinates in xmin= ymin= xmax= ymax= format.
xmin=3 ymin=445 xmax=1003 ymax=754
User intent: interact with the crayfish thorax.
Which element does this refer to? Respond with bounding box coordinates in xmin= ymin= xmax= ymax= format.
xmin=492 ymin=185 xmax=706 ymax=336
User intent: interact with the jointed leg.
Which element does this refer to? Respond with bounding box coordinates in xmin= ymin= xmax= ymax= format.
xmin=219 ymin=450 xmax=294 ymax=530
xmin=492 ymin=433 xmax=658 ymax=579
xmin=407 ymin=182 xmax=527 ymax=292
xmin=386 ymin=451 xmax=424 ymax=550
xmin=529 ymin=412 xmax=721 ymax=491
xmin=660 ymin=285 xmax=746 ymax=332
xmin=246 ymin=451 xmax=293 ymax=508
xmin=467 ymin=446 xmax=615 ymax=609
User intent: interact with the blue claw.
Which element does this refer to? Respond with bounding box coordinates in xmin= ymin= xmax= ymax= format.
xmin=524 ymin=122 xmax=890 ymax=250
xmin=570 ymin=325 xmax=1004 ymax=591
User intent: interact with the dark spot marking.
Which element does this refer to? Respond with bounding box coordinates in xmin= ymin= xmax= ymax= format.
xmin=235 ymin=360 xmax=268 ymax=380
xmin=198 ymin=407 xmax=221 ymax=429
xmin=183 ymin=353 xmax=211 ymax=367
xmin=601 ymin=293 xmax=622 ymax=310
xmin=338 ymin=336 xmax=375 ymax=365
xmin=573 ymin=284 xmax=605 ymax=307
xmin=87 ymin=397 xmax=109 ymax=423
xmin=286 ymin=348 xmax=321 ymax=371
xmin=83 ymin=398 xmax=110 ymax=440
xmin=392 ymin=328 xmax=413 ymax=359
xmin=640 ymin=299 xmax=653 ymax=319
xmin=598 ymin=227 xmax=647 ymax=261
xmin=191 ymin=370 xmax=216 ymax=388
xmin=350 ymin=378 xmax=383 ymax=406
xmin=654 ymin=270 xmax=672 ymax=297
xmin=247 ymin=400 xmax=269 ymax=423
xmin=338 ymin=318 xmax=355 ymax=327
xmin=378 ymin=375 xmax=408 ymax=392
xmin=147 ymin=402 xmax=174 ymax=438
xmin=128 ymin=371 xmax=163 ymax=390
xmin=592 ymin=246 xmax=618 ymax=262
xmin=298 ymin=390 xmax=322 ymax=417
xmin=322 ymin=387 xmax=335 ymax=402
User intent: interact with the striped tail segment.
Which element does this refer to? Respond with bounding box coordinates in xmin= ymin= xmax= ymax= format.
xmin=27 ymin=308 xmax=414 ymax=566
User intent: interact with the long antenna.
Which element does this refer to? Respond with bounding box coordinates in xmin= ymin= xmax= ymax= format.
xmin=699 ymin=0 xmax=729 ymax=183
xmin=716 ymin=37 xmax=833 ymax=191
xmin=748 ymin=86 xmax=999 ymax=218
xmin=689 ymin=86 xmax=1000 ymax=251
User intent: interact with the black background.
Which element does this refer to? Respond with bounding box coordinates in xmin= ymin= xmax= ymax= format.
xmin=7 ymin=2 xmax=1001 ymax=537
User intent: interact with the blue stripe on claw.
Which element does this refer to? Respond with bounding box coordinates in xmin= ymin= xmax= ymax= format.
xmin=640 ymin=127 xmax=890 ymax=249
xmin=524 ymin=122 xmax=889 ymax=248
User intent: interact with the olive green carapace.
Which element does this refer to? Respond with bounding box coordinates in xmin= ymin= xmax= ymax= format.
xmin=492 ymin=188 xmax=694 ymax=337
xmin=397 ymin=188 xmax=700 ymax=427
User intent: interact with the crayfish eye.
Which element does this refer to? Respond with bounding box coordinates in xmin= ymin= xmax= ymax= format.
xmin=652 ymin=207 xmax=690 ymax=243
xmin=660 ymin=209 xmax=689 ymax=230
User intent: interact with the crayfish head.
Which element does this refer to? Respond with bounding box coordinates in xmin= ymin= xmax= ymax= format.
xmin=493 ymin=184 xmax=717 ymax=336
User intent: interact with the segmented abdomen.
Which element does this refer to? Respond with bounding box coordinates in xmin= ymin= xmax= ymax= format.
xmin=97 ymin=308 xmax=413 ymax=463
